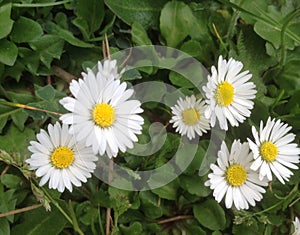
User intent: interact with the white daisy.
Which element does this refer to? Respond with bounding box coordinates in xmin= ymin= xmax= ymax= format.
xmin=59 ymin=62 xmax=144 ymax=158
xmin=170 ymin=95 xmax=210 ymax=140
xmin=205 ymin=140 xmax=268 ymax=210
xmin=95 ymin=59 xmax=125 ymax=80
xmin=202 ymin=55 xmax=257 ymax=130
xmin=247 ymin=117 xmax=300 ymax=184
xmin=26 ymin=122 xmax=97 ymax=193
xmin=292 ymin=217 xmax=300 ymax=235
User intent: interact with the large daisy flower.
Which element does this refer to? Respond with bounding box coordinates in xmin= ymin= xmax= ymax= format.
xmin=26 ymin=122 xmax=97 ymax=193
xmin=247 ymin=117 xmax=300 ymax=184
xmin=205 ymin=140 xmax=268 ymax=210
xmin=202 ymin=56 xmax=256 ymax=130
xmin=59 ymin=62 xmax=144 ymax=158
xmin=292 ymin=217 xmax=300 ymax=235
xmin=170 ymin=95 xmax=210 ymax=140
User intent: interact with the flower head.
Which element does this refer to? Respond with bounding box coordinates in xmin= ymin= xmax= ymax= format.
xmin=170 ymin=95 xmax=210 ymax=140
xmin=26 ymin=122 xmax=97 ymax=193
xmin=59 ymin=61 xmax=144 ymax=158
xmin=95 ymin=59 xmax=125 ymax=80
xmin=203 ymin=56 xmax=256 ymax=130
xmin=247 ymin=117 xmax=300 ymax=184
xmin=205 ymin=140 xmax=268 ymax=210
xmin=292 ymin=217 xmax=300 ymax=235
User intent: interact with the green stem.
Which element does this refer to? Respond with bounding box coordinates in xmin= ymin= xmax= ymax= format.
xmin=279 ymin=9 xmax=300 ymax=68
xmin=39 ymin=186 xmax=73 ymax=225
xmin=12 ymin=0 xmax=72 ymax=8
xmin=68 ymin=200 xmax=85 ymax=235
xmin=98 ymin=206 xmax=105 ymax=235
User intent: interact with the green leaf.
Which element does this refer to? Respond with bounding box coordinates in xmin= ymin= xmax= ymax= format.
xmin=131 ymin=22 xmax=152 ymax=45
xmin=29 ymin=35 xmax=64 ymax=68
xmin=151 ymin=180 xmax=179 ymax=200
xmin=0 ymin=39 xmax=18 ymax=66
xmin=11 ymin=109 xmax=28 ymax=131
xmin=105 ymin=0 xmax=168 ymax=29
xmin=193 ymin=200 xmax=226 ymax=230
xmin=73 ymin=0 xmax=104 ymax=39
xmin=0 ymin=125 xmax=35 ymax=157
xmin=35 ymin=85 xmax=56 ymax=101
xmin=0 ymin=218 xmax=9 ymax=235
xmin=120 ymin=221 xmax=143 ymax=235
xmin=160 ymin=1 xmax=194 ymax=47
xmin=11 ymin=206 xmax=67 ymax=235
xmin=169 ymin=71 xmax=194 ymax=88
xmin=139 ymin=191 xmax=163 ymax=219
xmin=0 ymin=3 xmax=14 ymax=39
xmin=11 ymin=17 xmax=43 ymax=43
xmin=46 ymin=22 xmax=94 ymax=48
xmin=179 ymin=174 xmax=211 ymax=197
xmin=1 ymin=174 xmax=21 ymax=188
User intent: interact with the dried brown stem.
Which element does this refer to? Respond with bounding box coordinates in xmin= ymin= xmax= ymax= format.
xmin=157 ymin=215 xmax=194 ymax=224
xmin=0 ymin=204 xmax=42 ymax=218
xmin=52 ymin=65 xmax=76 ymax=83
xmin=105 ymin=159 xmax=114 ymax=235
xmin=0 ymin=165 xmax=10 ymax=177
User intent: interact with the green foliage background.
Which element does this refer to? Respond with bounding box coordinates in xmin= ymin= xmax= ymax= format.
xmin=0 ymin=0 xmax=299 ymax=234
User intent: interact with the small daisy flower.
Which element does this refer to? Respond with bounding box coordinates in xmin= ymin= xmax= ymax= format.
xmin=95 ymin=59 xmax=125 ymax=80
xmin=26 ymin=122 xmax=97 ymax=193
xmin=247 ymin=117 xmax=300 ymax=184
xmin=292 ymin=217 xmax=300 ymax=235
xmin=205 ymin=140 xmax=268 ymax=210
xmin=170 ymin=95 xmax=210 ymax=140
xmin=59 ymin=62 xmax=144 ymax=158
xmin=203 ymin=56 xmax=257 ymax=130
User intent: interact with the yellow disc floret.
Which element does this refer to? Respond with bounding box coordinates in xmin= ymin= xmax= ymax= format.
xmin=260 ymin=141 xmax=278 ymax=162
xmin=226 ymin=164 xmax=247 ymax=186
xmin=93 ymin=103 xmax=116 ymax=128
xmin=215 ymin=81 xmax=234 ymax=106
xmin=51 ymin=146 xmax=74 ymax=168
xmin=182 ymin=108 xmax=200 ymax=126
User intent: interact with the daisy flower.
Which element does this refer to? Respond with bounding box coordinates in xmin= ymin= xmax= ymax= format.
xmin=59 ymin=62 xmax=144 ymax=158
xmin=202 ymin=55 xmax=257 ymax=130
xmin=292 ymin=217 xmax=300 ymax=235
xmin=205 ymin=140 xmax=268 ymax=210
xmin=170 ymin=95 xmax=210 ymax=140
xmin=247 ymin=117 xmax=300 ymax=184
xmin=26 ymin=122 xmax=97 ymax=193
xmin=95 ymin=59 xmax=125 ymax=80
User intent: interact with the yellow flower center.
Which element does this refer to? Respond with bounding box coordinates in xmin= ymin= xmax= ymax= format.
xmin=260 ymin=141 xmax=278 ymax=162
xmin=92 ymin=103 xmax=116 ymax=128
xmin=182 ymin=108 xmax=200 ymax=126
xmin=226 ymin=164 xmax=247 ymax=186
xmin=215 ymin=81 xmax=234 ymax=106
xmin=51 ymin=146 xmax=74 ymax=169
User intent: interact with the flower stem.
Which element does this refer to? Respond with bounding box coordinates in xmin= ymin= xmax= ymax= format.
xmin=0 ymin=100 xmax=62 ymax=116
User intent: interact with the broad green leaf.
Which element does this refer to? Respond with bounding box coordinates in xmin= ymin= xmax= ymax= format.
xmin=11 ymin=109 xmax=28 ymax=131
xmin=0 ymin=105 xmax=15 ymax=133
xmin=151 ymin=180 xmax=179 ymax=200
xmin=232 ymin=222 xmax=260 ymax=235
xmin=11 ymin=206 xmax=67 ymax=235
xmin=105 ymin=0 xmax=168 ymax=29
xmin=139 ymin=191 xmax=163 ymax=219
xmin=169 ymin=71 xmax=194 ymax=88
xmin=160 ymin=1 xmax=194 ymax=47
xmin=29 ymin=35 xmax=64 ymax=68
xmin=120 ymin=222 xmax=143 ymax=235
xmin=73 ymin=0 xmax=104 ymax=39
xmin=0 ymin=3 xmax=14 ymax=39
xmin=0 ymin=189 xmax=17 ymax=223
xmin=193 ymin=200 xmax=226 ymax=230
xmin=18 ymin=47 xmax=40 ymax=74
xmin=0 ymin=39 xmax=18 ymax=66
xmin=11 ymin=17 xmax=43 ymax=43
xmin=35 ymin=85 xmax=56 ymax=101
xmin=0 ymin=174 xmax=21 ymax=188
xmin=0 ymin=125 xmax=35 ymax=157
xmin=3 ymin=61 xmax=24 ymax=82
xmin=131 ymin=22 xmax=152 ymax=45
xmin=46 ymin=22 xmax=94 ymax=48
xmin=0 ymin=218 xmax=9 ymax=235
xmin=179 ymin=174 xmax=211 ymax=197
